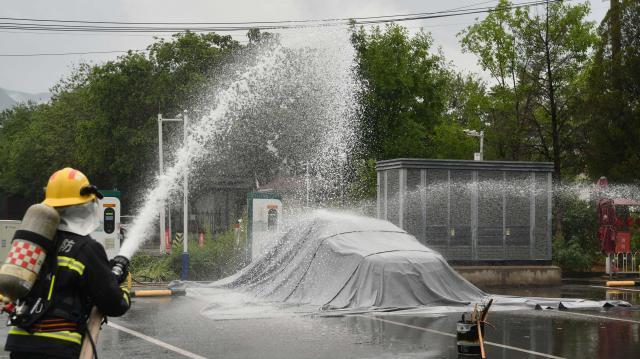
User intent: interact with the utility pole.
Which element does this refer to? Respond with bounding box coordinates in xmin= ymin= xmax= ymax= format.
xmin=157 ymin=114 xmax=165 ymax=254
xmin=182 ymin=110 xmax=189 ymax=281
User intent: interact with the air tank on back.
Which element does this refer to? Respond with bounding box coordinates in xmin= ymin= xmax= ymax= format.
xmin=0 ymin=204 xmax=59 ymax=301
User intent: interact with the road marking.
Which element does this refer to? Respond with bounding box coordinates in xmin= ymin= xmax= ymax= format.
xmin=353 ymin=315 xmax=565 ymax=359
xmin=591 ymin=285 xmax=640 ymax=292
xmin=107 ymin=322 xmax=207 ymax=359
xmin=558 ymin=311 xmax=640 ymax=325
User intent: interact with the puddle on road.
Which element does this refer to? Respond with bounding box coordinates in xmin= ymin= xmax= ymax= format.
xmin=183 ymin=284 xmax=633 ymax=323
xmin=124 ymin=284 xmax=640 ymax=359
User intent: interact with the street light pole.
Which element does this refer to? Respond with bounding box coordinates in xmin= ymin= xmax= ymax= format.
xmin=182 ymin=111 xmax=189 ymax=281
xmin=479 ymin=130 xmax=484 ymax=161
xmin=158 ymin=114 xmax=165 ymax=254
xmin=463 ymin=129 xmax=485 ymax=161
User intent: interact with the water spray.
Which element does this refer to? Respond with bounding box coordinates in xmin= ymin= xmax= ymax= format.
xmin=117 ymin=29 xmax=358 ymax=267
xmin=116 ymin=45 xmax=286 ymax=262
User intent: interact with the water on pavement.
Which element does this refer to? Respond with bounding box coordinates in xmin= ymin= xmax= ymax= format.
xmin=1 ymin=284 xmax=638 ymax=358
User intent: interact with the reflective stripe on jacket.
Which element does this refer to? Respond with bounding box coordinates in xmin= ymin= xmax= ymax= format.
xmin=8 ymin=327 xmax=82 ymax=345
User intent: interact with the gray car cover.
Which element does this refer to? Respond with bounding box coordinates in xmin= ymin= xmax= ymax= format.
xmin=220 ymin=211 xmax=486 ymax=309
xmin=176 ymin=211 xmax=628 ymax=316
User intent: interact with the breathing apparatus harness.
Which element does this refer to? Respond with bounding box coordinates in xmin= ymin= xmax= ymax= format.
xmin=2 ymin=231 xmax=91 ymax=332
xmin=3 ymin=234 xmax=59 ymax=330
xmin=2 ymin=233 xmax=129 ymax=359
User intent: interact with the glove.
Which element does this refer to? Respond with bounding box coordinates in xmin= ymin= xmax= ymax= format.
xmin=109 ymin=255 xmax=130 ymax=284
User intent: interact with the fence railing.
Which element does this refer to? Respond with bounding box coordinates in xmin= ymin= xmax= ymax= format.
xmin=605 ymin=251 xmax=640 ymax=276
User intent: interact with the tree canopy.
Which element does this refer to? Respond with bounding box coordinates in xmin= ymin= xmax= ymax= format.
xmin=459 ymin=0 xmax=596 ymax=180
xmin=583 ymin=0 xmax=640 ymax=182
xmin=0 ymin=32 xmax=239 ymax=207
xmin=351 ymin=24 xmax=450 ymax=161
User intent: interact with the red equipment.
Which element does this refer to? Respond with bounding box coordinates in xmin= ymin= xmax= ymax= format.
xmin=596 ymin=177 xmax=638 ymax=254
xmin=597 ymin=198 xmax=617 ymax=253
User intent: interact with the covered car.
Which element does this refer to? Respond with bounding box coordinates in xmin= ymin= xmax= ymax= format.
xmin=222 ymin=211 xmax=486 ymax=309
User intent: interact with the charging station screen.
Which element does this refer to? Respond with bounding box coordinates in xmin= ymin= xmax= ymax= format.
xmin=104 ymin=207 xmax=115 ymax=234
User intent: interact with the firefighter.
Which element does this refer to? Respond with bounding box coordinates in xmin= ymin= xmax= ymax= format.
xmin=4 ymin=167 xmax=131 ymax=358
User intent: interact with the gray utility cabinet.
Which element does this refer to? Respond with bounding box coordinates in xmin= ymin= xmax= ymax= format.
xmin=376 ymin=159 xmax=553 ymax=263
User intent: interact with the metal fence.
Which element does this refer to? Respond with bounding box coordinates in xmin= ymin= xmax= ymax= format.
xmin=606 ymin=251 xmax=640 ymax=275
xmin=377 ymin=159 xmax=554 ymax=263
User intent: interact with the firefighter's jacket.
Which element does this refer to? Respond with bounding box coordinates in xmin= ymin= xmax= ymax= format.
xmin=5 ymin=231 xmax=131 ymax=358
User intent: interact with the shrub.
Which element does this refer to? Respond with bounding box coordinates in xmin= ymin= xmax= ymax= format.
xmin=552 ymin=233 xmax=594 ymax=272
xmin=129 ymin=252 xmax=177 ymax=282
xmin=169 ymin=226 xmax=248 ymax=281
xmin=129 ymin=225 xmax=248 ymax=282
xmin=552 ymin=194 xmax=600 ymax=272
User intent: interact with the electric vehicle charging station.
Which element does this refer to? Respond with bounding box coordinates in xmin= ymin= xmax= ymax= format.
xmin=91 ymin=191 xmax=121 ymax=259
xmin=247 ymin=192 xmax=283 ymax=261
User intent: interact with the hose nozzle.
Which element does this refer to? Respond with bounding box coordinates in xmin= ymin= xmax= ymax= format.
xmin=110 ymin=255 xmax=129 ymax=284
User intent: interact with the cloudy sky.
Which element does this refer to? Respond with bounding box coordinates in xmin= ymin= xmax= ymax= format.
xmin=1 ymin=0 xmax=610 ymax=93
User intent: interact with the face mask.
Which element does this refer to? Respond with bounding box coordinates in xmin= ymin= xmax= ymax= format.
xmin=57 ymin=200 xmax=101 ymax=236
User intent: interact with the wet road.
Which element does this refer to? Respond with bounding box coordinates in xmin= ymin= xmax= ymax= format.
xmin=1 ymin=284 xmax=638 ymax=358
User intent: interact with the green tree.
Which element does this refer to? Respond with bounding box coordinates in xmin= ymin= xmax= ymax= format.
xmin=149 ymin=31 xmax=239 ymax=114
xmin=0 ymin=104 xmax=57 ymax=201
xmin=0 ymin=32 xmax=240 ymax=209
xmin=430 ymin=73 xmax=487 ymax=160
xmin=459 ymin=1 xmax=533 ymax=161
xmin=515 ymin=0 xmax=596 ymax=180
xmin=583 ymin=0 xmax=640 ymax=182
xmin=351 ymin=24 xmax=449 ymax=161
xmin=460 ymin=0 xmax=596 ymax=180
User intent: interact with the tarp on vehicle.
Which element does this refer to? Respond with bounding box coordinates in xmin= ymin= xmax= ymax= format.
xmin=209 ymin=211 xmax=486 ymax=309
xmin=176 ymin=211 xmax=629 ymax=316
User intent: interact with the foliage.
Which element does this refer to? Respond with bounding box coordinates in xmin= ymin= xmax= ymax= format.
xmin=559 ymin=196 xmax=600 ymax=253
xmin=129 ymin=226 xmax=246 ymax=282
xmin=169 ymin=226 xmax=247 ymax=281
xmin=552 ymin=233 xmax=594 ymax=272
xmin=583 ymin=0 xmax=640 ymax=182
xmin=149 ymin=32 xmax=240 ymax=113
xmin=350 ymin=24 xmax=467 ymax=196
xmin=129 ymin=252 xmax=177 ymax=282
xmin=430 ymin=73 xmax=488 ymax=159
xmin=0 ymin=32 xmax=239 ymax=209
xmin=459 ymin=0 xmax=596 ymax=179
xmin=552 ymin=195 xmax=600 ymax=272
xmin=351 ymin=24 xmax=449 ymax=161
xmin=347 ymin=158 xmax=378 ymax=200
xmin=0 ymin=104 xmax=54 ymax=201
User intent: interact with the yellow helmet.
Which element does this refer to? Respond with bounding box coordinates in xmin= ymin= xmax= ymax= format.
xmin=42 ymin=167 xmax=103 ymax=207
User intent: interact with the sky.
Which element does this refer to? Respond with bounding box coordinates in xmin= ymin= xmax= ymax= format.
xmin=0 ymin=0 xmax=611 ymax=94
